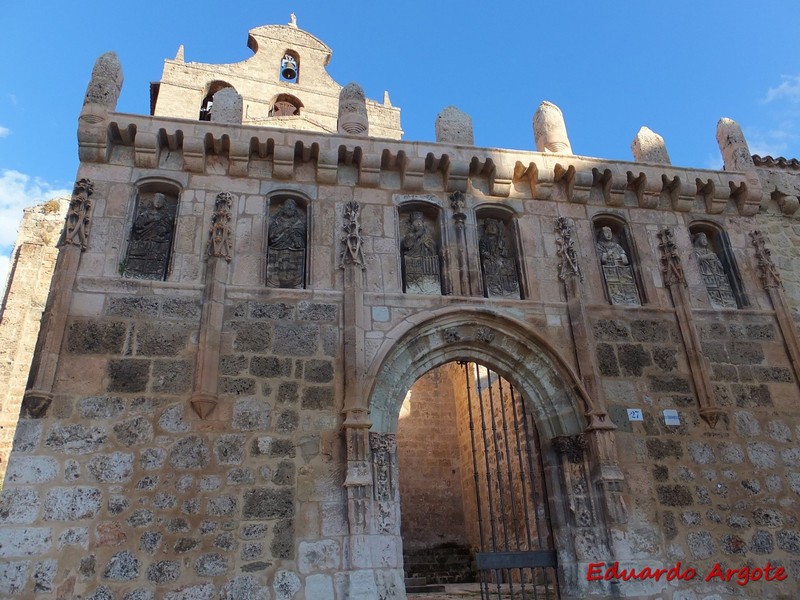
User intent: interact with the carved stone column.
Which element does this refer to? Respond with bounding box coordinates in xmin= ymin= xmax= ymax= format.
xmin=554 ymin=218 xmax=626 ymax=527
xmin=190 ymin=192 xmax=234 ymax=419
xmin=23 ymin=179 xmax=94 ymax=418
xmin=449 ymin=191 xmax=471 ymax=296
xmin=751 ymin=230 xmax=800 ymax=386
xmin=657 ymin=228 xmax=723 ymax=427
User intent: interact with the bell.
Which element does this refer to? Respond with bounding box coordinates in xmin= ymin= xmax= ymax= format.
xmin=281 ymin=55 xmax=298 ymax=81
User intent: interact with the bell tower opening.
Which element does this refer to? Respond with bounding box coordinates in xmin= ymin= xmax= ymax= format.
xmin=397 ymin=361 xmax=560 ymax=598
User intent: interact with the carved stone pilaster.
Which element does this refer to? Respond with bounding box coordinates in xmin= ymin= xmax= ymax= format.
xmin=340 ymin=201 xmax=366 ymax=269
xmin=370 ymin=433 xmax=398 ymax=535
xmin=752 ymin=230 xmax=783 ymax=290
xmin=449 ymin=191 xmax=471 ymax=296
xmin=25 ymin=179 xmax=95 ymax=410
xmin=657 ymin=227 xmax=685 ymax=287
xmin=751 ymin=230 xmax=800 ymax=387
xmin=555 ymin=216 xmax=582 ymax=282
xmin=206 ymin=192 xmax=233 ymax=261
xmin=191 ymin=192 xmax=236 ymax=419
xmin=658 ymin=227 xmax=723 ymax=429
xmin=344 ymin=425 xmax=372 ymax=534
xmin=60 ymin=179 xmax=94 ymax=250
xmin=552 ymin=434 xmax=588 ymax=463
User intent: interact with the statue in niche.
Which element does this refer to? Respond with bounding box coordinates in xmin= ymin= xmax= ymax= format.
xmin=479 ymin=218 xmax=519 ymax=298
xmin=266 ymin=198 xmax=306 ymax=288
xmin=401 ymin=210 xmax=441 ymax=294
xmin=694 ymin=232 xmax=737 ymax=308
xmin=124 ymin=192 xmax=177 ymax=280
xmin=596 ymin=226 xmax=641 ymax=306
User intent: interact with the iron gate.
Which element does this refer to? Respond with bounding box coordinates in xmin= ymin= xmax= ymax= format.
xmin=459 ymin=362 xmax=561 ymax=600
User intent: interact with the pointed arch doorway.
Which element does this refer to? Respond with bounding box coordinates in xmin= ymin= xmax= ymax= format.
xmin=397 ymin=360 xmax=560 ymax=599
xmin=365 ymin=308 xmax=609 ymax=600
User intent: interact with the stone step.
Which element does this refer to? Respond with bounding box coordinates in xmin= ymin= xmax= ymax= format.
xmin=405 ymin=583 xmax=447 ymax=594
xmin=404 ymin=577 xmax=427 ymax=587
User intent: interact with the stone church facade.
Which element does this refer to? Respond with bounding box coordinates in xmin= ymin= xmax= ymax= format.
xmin=2 ymin=17 xmax=800 ymax=600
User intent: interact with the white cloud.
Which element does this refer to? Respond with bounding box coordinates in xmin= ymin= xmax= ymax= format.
xmin=763 ymin=75 xmax=800 ymax=104
xmin=0 ymin=126 xmax=9 ymax=138
xmin=0 ymin=170 xmax=71 ymax=299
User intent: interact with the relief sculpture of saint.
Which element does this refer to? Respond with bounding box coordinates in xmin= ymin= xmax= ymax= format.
xmin=124 ymin=192 xmax=177 ymax=280
xmin=401 ymin=210 xmax=441 ymax=295
xmin=266 ymin=199 xmax=306 ymax=288
xmin=479 ymin=218 xmax=519 ymax=298
xmin=596 ymin=226 xmax=641 ymax=306
xmin=693 ymin=232 xmax=737 ymax=308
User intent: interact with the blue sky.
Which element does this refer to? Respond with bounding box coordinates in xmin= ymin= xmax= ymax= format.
xmin=1 ymin=1 xmax=800 ymax=291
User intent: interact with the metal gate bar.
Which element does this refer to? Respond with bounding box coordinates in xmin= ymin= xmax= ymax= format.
xmin=461 ymin=363 xmax=561 ymax=600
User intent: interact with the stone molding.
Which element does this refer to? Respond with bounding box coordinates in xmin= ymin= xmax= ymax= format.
xmin=77 ymin=114 xmax=764 ymax=214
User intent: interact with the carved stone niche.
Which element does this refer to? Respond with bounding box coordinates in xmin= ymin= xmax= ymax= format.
xmin=266 ymin=196 xmax=308 ymax=289
xmin=123 ymin=184 xmax=180 ymax=280
xmin=476 ymin=211 xmax=521 ymax=299
xmin=593 ymin=217 xmax=643 ymax=307
xmin=689 ymin=223 xmax=746 ymax=309
xmin=399 ymin=205 xmax=442 ymax=295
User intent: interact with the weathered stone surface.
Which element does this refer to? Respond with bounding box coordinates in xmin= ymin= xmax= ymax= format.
xmin=102 ymin=550 xmax=140 ymax=580
xmin=152 ymin=359 xmax=193 ymax=393
xmin=243 ymin=488 xmax=294 ymax=519
xmin=631 ymin=126 xmax=670 ymax=164
xmin=194 ymin=552 xmax=228 ymax=577
xmin=305 ymin=573 xmax=335 ymax=600
xmin=123 ymin=588 xmax=155 ymax=600
xmin=11 ymin=420 xmax=42 ymax=453
xmin=687 ymin=531 xmax=715 ymax=559
xmin=58 ymin=526 xmax=89 ymax=549
xmin=273 ymin=570 xmax=301 ymax=600
xmin=79 ymin=396 xmax=125 ymax=418
xmin=45 ymin=424 xmax=107 ymax=454
xmin=302 ymin=386 xmax=334 ymax=409
xmin=0 ymin=561 xmax=28 ymax=595
xmin=251 ymin=302 xmax=294 ymax=320
xmin=299 ymin=539 xmax=340 ymax=573
xmin=169 ymin=436 xmax=210 ymax=469
xmin=67 ymin=321 xmax=126 ymax=354
xmin=164 ymin=583 xmax=215 ymax=600
xmin=136 ymin=323 xmax=191 ymax=356
xmin=231 ymin=322 xmax=271 ymax=351
xmin=147 ymin=560 xmax=180 ymax=583
xmin=271 ymin=518 xmax=295 ymax=558
xmin=435 ymin=105 xmax=474 ymax=145
xmin=108 ymin=359 xmax=150 ymax=392
xmin=162 ymin=298 xmax=201 ymax=320
xmin=216 ymin=434 xmax=246 ymax=464
xmin=272 ymin=324 xmax=319 ymax=356
xmin=87 ymin=452 xmax=134 ymax=482
xmin=106 ymin=297 xmax=160 ymax=317
xmin=221 ymin=575 xmax=269 ymax=600
xmin=4 ymin=456 xmax=58 ymax=484
xmin=0 ymin=488 xmax=40 ymax=524
xmin=139 ymin=531 xmax=162 ymax=554
xmin=250 ymin=356 xmax=292 ymax=378
xmin=208 ymin=495 xmax=237 ymax=517
xmin=43 ymin=487 xmax=101 ymax=521
xmin=113 ymin=416 xmax=154 ymax=446
xmin=233 ymin=398 xmax=271 ymax=431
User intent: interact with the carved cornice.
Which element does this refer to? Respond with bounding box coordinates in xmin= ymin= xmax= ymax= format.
xmin=79 ymin=114 xmax=764 ymax=214
xmin=552 ymin=434 xmax=588 ymax=464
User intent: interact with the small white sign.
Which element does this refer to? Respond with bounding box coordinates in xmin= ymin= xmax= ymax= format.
xmin=663 ymin=409 xmax=680 ymax=426
xmin=626 ymin=408 xmax=643 ymax=422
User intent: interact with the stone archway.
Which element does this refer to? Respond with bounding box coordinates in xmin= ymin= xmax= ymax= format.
xmin=360 ymin=307 xmax=623 ymax=599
